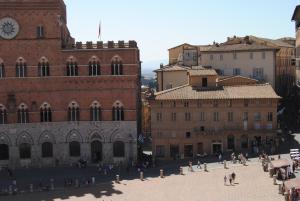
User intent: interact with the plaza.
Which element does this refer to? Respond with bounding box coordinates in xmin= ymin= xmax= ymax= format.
xmin=2 ymin=158 xmax=285 ymax=201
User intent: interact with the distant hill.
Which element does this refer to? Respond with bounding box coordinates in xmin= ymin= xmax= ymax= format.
xmin=141 ymin=59 xmax=167 ymax=78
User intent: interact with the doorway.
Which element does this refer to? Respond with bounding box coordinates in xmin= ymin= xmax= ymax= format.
xmin=212 ymin=143 xmax=222 ymax=154
xmin=91 ymin=140 xmax=102 ymax=163
xmin=184 ymin=144 xmax=193 ymax=158
xmin=170 ymin=144 xmax=179 ymax=160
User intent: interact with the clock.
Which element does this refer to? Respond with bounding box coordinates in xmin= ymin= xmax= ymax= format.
xmin=0 ymin=17 xmax=19 ymax=40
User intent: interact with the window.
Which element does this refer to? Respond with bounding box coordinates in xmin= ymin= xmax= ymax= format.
xmin=253 ymin=68 xmax=264 ymax=80
xmin=172 ymin=101 xmax=176 ymax=108
xmin=262 ymin=52 xmax=266 ymax=59
xmin=186 ymin=132 xmax=191 ymax=138
xmin=244 ymin=100 xmax=249 ymax=107
xmin=0 ymin=61 xmax=5 ymax=78
xmin=68 ymin=101 xmax=80 ymax=121
xmin=38 ymin=57 xmax=50 ymax=77
xmin=213 ymin=100 xmax=218 ymax=107
xmin=0 ymin=105 xmax=7 ymax=124
xmin=113 ymin=141 xmax=125 ymax=157
xmin=250 ymin=52 xmax=253 ymax=59
xmin=184 ymin=101 xmax=189 ymax=108
xmin=19 ymin=143 xmax=31 ymax=159
xmin=254 ymin=112 xmax=261 ymax=121
xmin=112 ymin=103 xmax=124 ymax=121
xmin=185 ymin=112 xmax=191 ymax=121
xmin=171 ymin=112 xmax=176 ymax=121
xmin=42 ymin=142 xmax=53 ymax=158
xmin=228 ymin=112 xmax=233 ymax=122
xmin=193 ymin=53 xmax=197 ymax=61
xmin=202 ymin=77 xmax=207 ymax=87
xmin=156 ymin=113 xmax=162 ymax=122
xmin=243 ymin=112 xmax=248 ymax=121
xmin=90 ymin=101 xmax=102 ymax=121
xmin=0 ymin=144 xmax=9 ymax=160
xmin=89 ymin=58 xmax=101 ymax=76
xmin=233 ymin=52 xmax=237 ymax=59
xmin=267 ymin=112 xmax=273 ymax=122
xmin=36 ymin=26 xmax=44 ymax=38
xmin=199 ymin=112 xmax=205 ymax=121
xmin=227 ymin=135 xmax=235 ymax=150
xmin=227 ymin=100 xmax=232 ymax=107
xmin=66 ymin=61 xmax=78 ymax=76
xmin=40 ymin=103 xmax=52 ymax=122
xmin=233 ymin=68 xmax=241 ymax=75
xmin=111 ymin=58 xmax=123 ymax=75
xmin=200 ymin=126 xmax=205 ymax=131
xmin=17 ymin=104 xmax=29 ymax=123
xmin=156 ymin=145 xmax=165 ymax=157
xmin=210 ymin=55 xmax=214 ymax=60
xmin=69 ymin=141 xmax=81 ymax=157
xmin=16 ymin=58 xmax=27 ymax=77
xmin=241 ymin=135 xmax=248 ymax=149
xmin=160 ymin=102 xmax=163 ymax=108
xmin=219 ymin=54 xmax=223 ymax=60
xmin=213 ymin=112 xmax=219 ymax=121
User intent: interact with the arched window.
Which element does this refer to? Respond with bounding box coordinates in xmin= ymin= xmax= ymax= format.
xmin=68 ymin=101 xmax=80 ymax=121
xmin=42 ymin=142 xmax=53 ymax=158
xmin=90 ymin=101 xmax=101 ymax=121
xmin=66 ymin=57 xmax=78 ymax=76
xmin=69 ymin=141 xmax=80 ymax=157
xmin=241 ymin=135 xmax=248 ymax=149
xmin=227 ymin=135 xmax=235 ymax=150
xmin=111 ymin=57 xmax=123 ymax=75
xmin=40 ymin=102 xmax=52 ymax=122
xmin=0 ymin=144 xmax=9 ymax=160
xmin=16 ymin=57 xmax=27 ymax=77
xmin=0 ymin=104 xmax=7 ymax=124
xmin=88 ymin=56 xmax=101 ymax=76
xmin=17 ymin=103 xmax=29 ymax=123
xmin=113 ymin=141 xmax=125 ymax=157
xmin=112 ymin=101 xmax=124 ymax=121
xmin=0 ymin=59 xmax=5 ymax=78
xmin=19 ymin=143 xmax=31 ymax=159
xmin=38 ymin=57 xmax=50 ymax=77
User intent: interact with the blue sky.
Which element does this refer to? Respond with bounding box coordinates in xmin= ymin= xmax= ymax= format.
xmin=65 ymin=0 xmax=298 ymax=71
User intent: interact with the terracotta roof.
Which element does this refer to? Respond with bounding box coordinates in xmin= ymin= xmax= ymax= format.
xmin=250 ymin=36 xmax=294 ymax=48
xmin=168 ymin=43 xmax=196 ymax=50
xmin=197 ymin=45 xmax=213 ymax=51
xmin=154 ymin=65 xmax=190 ymax=72
xmin=218 ymin=75 xmax=258 ymax=82
xmin=188 ymin=69 xmax=217 ymax=76
xmin=154 ymin=84 xmax=280 ymax=100
xmin=201 ymin=43 xmax=278 ymax=52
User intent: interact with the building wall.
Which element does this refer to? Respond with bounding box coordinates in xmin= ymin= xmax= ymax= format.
xmin=201 ymin=50 xmax=276 ymax=88
xmin=183 ymin=49 xmax=198 ymax=66
xmin=156 ymin=70 xmax=188 ymax=91
xmin=151 ymin=99 xmax=278 ymax=160
xmin=0 ymin=122 xmax=137 ymax=168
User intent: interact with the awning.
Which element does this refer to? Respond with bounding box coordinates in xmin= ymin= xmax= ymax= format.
xmin=284 ymin=178 xmax=300 ymax=191
xmin=270 ymin=159 xmax=290 ymax=169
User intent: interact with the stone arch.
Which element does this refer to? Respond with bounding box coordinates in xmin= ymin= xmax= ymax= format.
xmin=88 ymin=56 xmax=101 ymax=63
xmin=40 ymin=102 xmax=51 ymax=109
xmin=68 ymin=101 xmax=79 ymax=108
xmin=66 ymin=56 xmax=77 ymax=63
xmin=16 ymin=57 xmax=26 ymax=64
xmin=0 ymin=132 xmax=12 ymax=146
xmin=38 ymin=131 xmax=56 ymax=144
xmin=111 ymin=55 xmax=123 ymax=63
xmin=16 ymin=131 xmax=34 ymax=146
xmin=112 ymin=100 xmax=124 ymax=108
xmin=39 ymin=56 xmax=49 ymax=63
xmin=88 ymin=130 xmax=105 ymax=143
xmin=66 ymin=129 xmax=83 ymax=143
xmin=90 ymin=101 xmax=101 ymax=108
xmin=0 ymin=58 xmax=3 ymax=64
xmin=18 ymin=103 xmax=28 ymax=110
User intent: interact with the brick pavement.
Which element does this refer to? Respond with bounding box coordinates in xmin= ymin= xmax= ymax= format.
xmin=3 ymin=161 xmax=284 ymax=201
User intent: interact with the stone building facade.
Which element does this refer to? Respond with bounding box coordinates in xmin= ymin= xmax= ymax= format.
xmin=0 ymin=0 xmax=141 ymax=168
xmin=149 ymin=69 xmax=280 ymax=160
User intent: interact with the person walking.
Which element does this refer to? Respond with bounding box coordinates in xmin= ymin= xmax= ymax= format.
xmin=224 ymin=175 xmax=227 ymax=185
xmin=229 ymin=174 xmax=232 ymax=185
xmin=232 ymin=172 xmax=236 ymax=183
xmin=197 ymin=160 xmax=202 ymax=169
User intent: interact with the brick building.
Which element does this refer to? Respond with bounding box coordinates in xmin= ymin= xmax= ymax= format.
xmin=0 ymin=0 xmax=141 ymax=168
xmin=148 ymin=68 xmax=280 ymax=160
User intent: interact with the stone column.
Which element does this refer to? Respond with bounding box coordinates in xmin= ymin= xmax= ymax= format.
xmin=10 ymin=146 xmax=19 ymax=169
xmin=103 ymin=142 xmax=113 ymax=163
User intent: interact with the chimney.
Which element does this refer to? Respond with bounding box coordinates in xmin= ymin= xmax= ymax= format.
xmin=160 ymin=63 xmax=164 ymax=69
